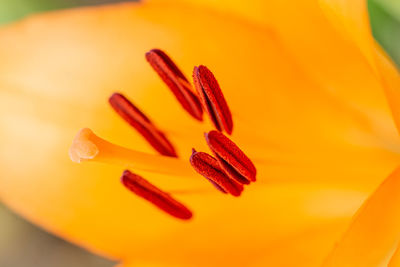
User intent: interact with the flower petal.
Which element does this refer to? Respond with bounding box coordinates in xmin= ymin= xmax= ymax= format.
xmin=151 ymin=0 xmax=400 ymax=142
xmin=0 ymin=2 xmax=398 ymax=266
xmin=323 ymin=166 xmax=400 ymax=266
xmin=388 ymin=244 xmax=400 ymax=267
xmin=319 ymin=0 xmax=400 ymax=135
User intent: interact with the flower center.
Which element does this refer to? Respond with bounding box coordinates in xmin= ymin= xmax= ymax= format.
xmin=69 ymin=49 xmax=257 ymax=220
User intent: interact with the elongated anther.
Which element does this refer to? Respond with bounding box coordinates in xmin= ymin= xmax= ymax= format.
xmin=109 ymin=93 xmax=177 ymax=157
xmin=190 ymin=150 xmax=243 ymax=196
xmin=193 ymin=65 xmax=233 ymax=134
xmin=205 ymin=130 xmax=256 ymax=183
xmin=121 ymin=170 xmax=193 ymax=220
xmin=146 ymin=49 xmax=203 ymax=120
xmin=190 ymin=149 xmax=227 ymax=194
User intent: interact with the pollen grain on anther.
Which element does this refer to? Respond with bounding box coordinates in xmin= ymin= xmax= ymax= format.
xmin=190 ymin=149 xmax=243 ymax=196
xmin=146 ymin=49 xmax=203 ymax=121
xmin=121 ymin=170 xmax=193 ymax=220
xmin=205 ymin=130 xmax=256 ymax=183
xmin=109 ymin=93 xmax=177 ymax=157
xmin=193 ymin=65 xmax=233 ymax=134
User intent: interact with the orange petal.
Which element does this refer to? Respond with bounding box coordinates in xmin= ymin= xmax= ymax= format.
xmin=323 ymin=166 xmax=400 ymax=266
xmin=319 ymin=0 xmax=400 ymax=135
xmin=0 ymin=2 xmax=398 ymax=266
xmin=388 ymin=244 xmax=400 ymax=267
xmin=151 ymin=0 xmax=399 ymax=142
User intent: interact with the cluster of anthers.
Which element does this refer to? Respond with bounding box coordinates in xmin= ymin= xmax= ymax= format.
xmin=70 ymin=49 xmax=257 ymax=220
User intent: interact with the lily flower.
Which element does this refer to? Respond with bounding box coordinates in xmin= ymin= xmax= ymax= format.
xmin=0 ymin=0 xmax=399 ymax=266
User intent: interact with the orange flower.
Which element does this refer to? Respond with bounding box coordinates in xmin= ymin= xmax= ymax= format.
xmin=0 ymin=0 xmax=399 ymax=266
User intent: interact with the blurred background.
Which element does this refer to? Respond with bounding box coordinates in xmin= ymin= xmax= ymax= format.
xmin=0 ymin=0 xmax=398 ymax=266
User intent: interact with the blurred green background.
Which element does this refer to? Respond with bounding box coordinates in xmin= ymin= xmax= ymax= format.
xmin=369 ymin=0 xmax=400 ymax=67
xmin=0 ymin=0 xmax=398 ymax=266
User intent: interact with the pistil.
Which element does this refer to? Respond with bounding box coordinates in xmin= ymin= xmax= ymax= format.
xmin=69 ymin=128 xmax=194 ymax=177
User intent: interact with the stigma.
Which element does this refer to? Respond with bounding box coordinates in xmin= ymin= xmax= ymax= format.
xmin=69 ymin=49 xmax=257 ymax=220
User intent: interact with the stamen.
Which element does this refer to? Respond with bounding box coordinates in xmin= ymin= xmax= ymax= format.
xmin=109 ymin=93 xmax=177 ymax=157
xmin=121 ymin=170 xmax=193 ymax=220
xmin=205 ymin=130 xmax=257 ymax=183
xmin=145 ymin=49 xmax=203 ymax=121
xmin=193 ymin=65 xmax=233 ymax=134
xmin=69 ymin=128 xmax=194 ymax=177
xmin=189 ymin=149 xmax=243 ymax=197
xmin=190 ymin=149 xmax=227 ymax=194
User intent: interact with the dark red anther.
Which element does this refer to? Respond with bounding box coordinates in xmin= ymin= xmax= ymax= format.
xmin=190 ymin=149 xmax=243 ymax=197
xmin=145 ymin=49 xmax=203 ymax=121
xmin=121 ymin=170 xmax=193 ymax=220
xmin=205 ymin=130 xmax=256 ymax=184
xmin=190 ymin=149 xmax=227 ymax=194
xmin=109 ymin=93 xmax=177 ymax=157
xmin=193 ymin=65 xmax=233 ymax=134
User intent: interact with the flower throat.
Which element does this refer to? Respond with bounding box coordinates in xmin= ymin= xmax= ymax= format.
xmin=70 ymin=49 xmax=257 ymax=220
